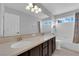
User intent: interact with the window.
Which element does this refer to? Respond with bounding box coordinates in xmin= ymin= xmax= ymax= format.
xmin=57 ymin=16 xmax=74 ymax=24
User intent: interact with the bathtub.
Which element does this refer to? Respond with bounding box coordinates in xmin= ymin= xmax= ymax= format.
xmin=61 ymin=41 xmax=79 ymax=52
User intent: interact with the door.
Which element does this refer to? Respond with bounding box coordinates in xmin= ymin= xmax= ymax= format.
xmin=4 ymin=13 xmax=20 ymax=36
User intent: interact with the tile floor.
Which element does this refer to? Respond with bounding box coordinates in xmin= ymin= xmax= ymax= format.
xmin=52 ymin=48 xmax=79 ymax=56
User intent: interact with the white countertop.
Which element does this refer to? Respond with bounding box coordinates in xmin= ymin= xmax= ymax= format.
xmin=0 ymin=34 xmax=55 ymax=56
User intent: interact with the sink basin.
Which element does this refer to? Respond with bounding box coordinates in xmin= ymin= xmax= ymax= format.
xmin=11 ymin=41 xmax=32 ymax=48
xmin=32 ymin=34 xmax=36 ymax=36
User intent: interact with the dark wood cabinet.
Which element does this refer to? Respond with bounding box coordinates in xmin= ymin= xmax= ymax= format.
xmin=48 ymin=39 xmax=53 ymax=56
xmin=52 ymin=37 xmax=56 ymax=52
xmin=29 ymin=45 xmax=42 ymax=56
xmin=18 ymin=51 xmax=29 ymax=56
xmin=18 ymin=37 xmax=56 ymax=56
xmin=48 ymin=37 xmax=56 ymax=56
xmin=43 ymin=47 xmax=48 ymax=56
xmin=42 ymin=41 xmax=48 ymax=56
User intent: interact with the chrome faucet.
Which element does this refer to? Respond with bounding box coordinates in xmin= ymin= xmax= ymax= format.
xmin=16 ymin=32 xmax=22 ymax=41
xmin=17 ymin=35 xmax=22 ymax=41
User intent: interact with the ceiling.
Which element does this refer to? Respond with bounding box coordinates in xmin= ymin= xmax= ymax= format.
xmin=42 ymin=3 xmax=79 ymax=15
xmin=4 ymin=3 xmax=79 ymax=19
xmin=4 ymin=3 xmax=49 ymax=19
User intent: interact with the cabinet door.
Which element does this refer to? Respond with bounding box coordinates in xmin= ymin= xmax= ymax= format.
xmin=42 ymin=41 xmax=48 ymax=56
xmin=29 ymin=45 xmax=42 ymax=56
xmin=52 ymin=37 xmax=56 ymax=52
xmin=43 ymin=47 xmax=48 ymax=56
xmin=39 ymin=44 xmax=43 ymax=56
xmin=48 ymin=39 xmax=53 ymax=56
xmin=29 ymin=48 xmax=36 ymax=56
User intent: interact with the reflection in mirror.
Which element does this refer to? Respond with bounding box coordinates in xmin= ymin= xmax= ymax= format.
xmin=0 ymin=4 xmax=4 ymax=37
xmin=0 ymin=3 xmax=55 ymax=37
xmin=4 ymin=12 xmax=20 ymax=36
xmin=0 ymin=3 xmax=41 ymax=37
xmin=40 ymin=18 xmax=56 ymax=34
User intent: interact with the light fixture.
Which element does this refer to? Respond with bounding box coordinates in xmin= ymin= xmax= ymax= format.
xmin=26 ymin=6 xmax=30 ymax=10
xmin=35 ymin=10 xmax=39 ymax=14
xmin=28 ymin=3 xmax=33 ymax=8
xmin=34 ymin=5 xmax=38 ymax=10
xmin=25 ymin=3 xmax=42 ymax=14
xmin=38 ymin=8 xmax=42 ymax=12
xmin=31 ymin=8 xmax=35 ymax=12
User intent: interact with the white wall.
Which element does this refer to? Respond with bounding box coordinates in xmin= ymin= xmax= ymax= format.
xmin=55 ymin=9 xmax=79 ymax=52
xmin=20 ymin=14 xmax=39 ymax=34
xmin=0 ymin=4 xmax=1 ymax=36
xmin=4 ymin=13 xmax=20 ymax=36
xmin=0 ymin=4 xmax=4 ymax=36
xmin=56 ymin=13 xmax=75 ymax=43
xmin=4 ymin=7 xmax=40 ymax=35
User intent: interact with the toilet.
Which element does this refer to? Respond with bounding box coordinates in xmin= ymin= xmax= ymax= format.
xmin=56 ymin=39 xmax=61 ymax=49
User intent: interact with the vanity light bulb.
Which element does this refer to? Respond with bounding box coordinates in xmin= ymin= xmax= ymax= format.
xmin=26 ymin=6 xmax=30 ymax=10
xmin=34 ymin=5 xmax=38 ymax=10
xmin=35 ymin=10 xmax=39 ymax=14
xmin=28 ymin=3 xmax=33 ymax=7
xmin=31 ymin=8 xmax=35 ymax=12
xmin=38 ymin=8 xmax=42 ymax=12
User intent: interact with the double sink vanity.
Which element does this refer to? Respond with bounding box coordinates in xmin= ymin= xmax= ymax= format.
xmin=0 ymin=4 xmax=56 ymax=56
xmin=0 ymin=33 xmax=56 ymax=56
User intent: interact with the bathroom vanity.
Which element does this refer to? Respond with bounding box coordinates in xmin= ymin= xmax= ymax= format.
xmin=0 ymin=34 xmax=56 ymax=56
xmin=0 ymin=4 xmax=56 ymax=56
xmin=18 ymin=37 xmax=56 ymax=56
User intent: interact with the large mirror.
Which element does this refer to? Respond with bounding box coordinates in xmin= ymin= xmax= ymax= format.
xmin=0 ymin=3 xmax=55 ymax=37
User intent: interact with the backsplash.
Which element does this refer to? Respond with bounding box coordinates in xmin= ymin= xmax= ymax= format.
xmin=0 ymin=33 xmax=41 ymax=44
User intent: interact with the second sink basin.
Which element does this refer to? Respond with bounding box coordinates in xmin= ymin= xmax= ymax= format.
xmin=11 ymin=41 xmax=32 ymax=48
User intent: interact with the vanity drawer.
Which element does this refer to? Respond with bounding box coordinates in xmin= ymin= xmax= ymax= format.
xmin=43 ymin=47 xmax=48 ymax=56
